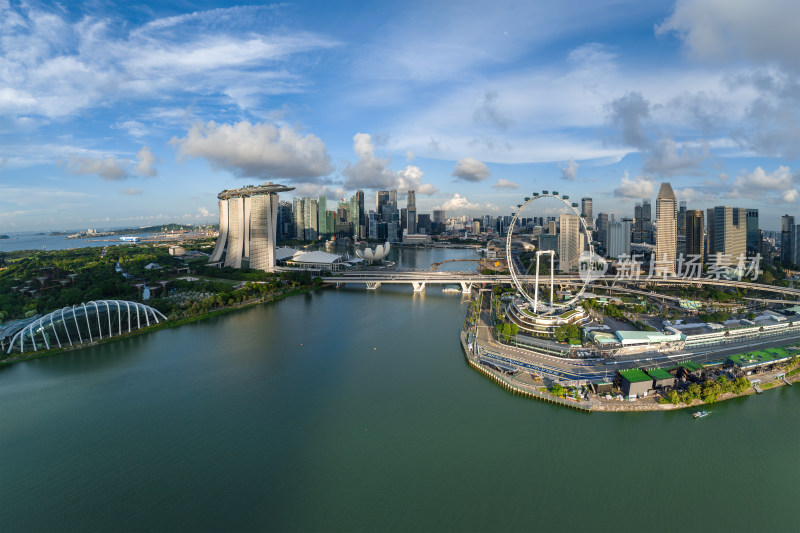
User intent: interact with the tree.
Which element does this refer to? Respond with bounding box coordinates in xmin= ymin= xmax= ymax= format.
xmin=667 ymin=389 xmax=680 ymax=405
xmin=549 ymin=383 xmax=565 ymax=397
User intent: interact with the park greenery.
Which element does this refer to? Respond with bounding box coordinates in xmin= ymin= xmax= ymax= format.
xmin=0 ymin=244 xmax=321 ymax=326
xmin=554 ymin=323 xmax=581 ymax=344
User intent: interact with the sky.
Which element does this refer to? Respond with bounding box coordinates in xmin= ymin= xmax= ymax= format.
xmin=1 ymin=0 xmax=800 ymax=232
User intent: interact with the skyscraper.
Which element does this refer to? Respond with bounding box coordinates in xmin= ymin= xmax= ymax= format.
xmin=634 ymin=200 xmax=652 ymax=244
xmin=607 ymin=220 xmax=631 ymax=259
xmin=558 ymin=213 xmax=580 ymax=272
xmin=293 ymin=197 xmax=305 ymax=240
xmin=376 ymin=190 xmax=390 ymax=214
xmin=317 ymin=196 xmax=328 ymax=237
xmin=407 ymin=190 xmax=417 ymax=234
xmin=303 ymin=197 xmax=318 ymax=241
xmin=581 ymin=197 xmax=593 ymax=228
xmin=710 ymin=206 xmax=746 ymax=261
xmin=654 ymin=182 xmax=677 ymax=275
xmin=781 ymin=215 xmax=795 ymax=264
xmin=746 ymin=209 xmax=759 ymax=256
xmin=209 ymin=183 xmax=294 ymax=271
xmin=685 ymin=209 xmax=704 ymax=259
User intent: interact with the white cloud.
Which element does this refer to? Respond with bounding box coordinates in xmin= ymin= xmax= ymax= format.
xmin=559 ymin=157 xmax=580 ymax=181
xmin=434 ymin=193 xmax=481 ymax=213
xmin=452 ymin=157 xmax=491 ymax=182
xmin=66 ymin=154 xmax=129 ymax=181
xmin=492 ymin=178 xmax=519 ymax=190
xmin=657 ymin=0 xmax=800 ymax=72
xmin=342 ymin=133 xmax=438 ymax=194
xmin=728 ymin=165 xmax=799 ymax=202
xmin=613 ymin=171 xmax=656 ymax=199
xmin=171 ymin=120 xmax=333 ymax=180
xmin=120 ymin=187 xmax=142 ymax=195
xmin=135 ymin=146 xmax=158 ymax=177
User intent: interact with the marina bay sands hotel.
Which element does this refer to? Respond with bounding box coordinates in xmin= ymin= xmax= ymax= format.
xmin=209 ymin=183 xmax=294 ymax=271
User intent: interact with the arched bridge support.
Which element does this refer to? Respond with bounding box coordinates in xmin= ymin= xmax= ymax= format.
xmin=459 ymin=282 xmax=474 ymax=294
xmin=366 ymin=282 xmax=382 ymax=290
xmin=412 ymin=282 xmax=426 ymax=292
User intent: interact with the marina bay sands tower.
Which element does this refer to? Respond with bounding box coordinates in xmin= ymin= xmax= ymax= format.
xmin=209 ymin=183 xmax=294 ymax=272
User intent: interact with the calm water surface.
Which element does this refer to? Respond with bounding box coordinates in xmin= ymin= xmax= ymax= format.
xmin=1 ymin=249 xmax=798 ymax=532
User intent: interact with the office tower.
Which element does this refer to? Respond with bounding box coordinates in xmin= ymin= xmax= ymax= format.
xmin=709 ymin=206 xmax=746 ymax=260
xmin=376 ymin=190 xmax=390 ymax=214
xmin=317 ymin=196 xmax=328 ymax=237
xmin=209 ymin=183 xmax=294 ymax=271
xmin=417 ymin=214 xmax=431 ymax=235
xmin=746 ymin=209 xmax=759 ymax=256
xmin=389 ymin=189 xmax=397 ymax=211
xmin=548 ymin=220 xmax=557 ymax=235
xmin=538 ymin=233 xmax=558 ymax=253
xmin=303 ymin=197 xmax=318 ymax=241
xmin=277 ymin=200 xmax=293 ymax=240
xmin=654 ymin=182 xmax=677 ymax=275
xmin=433 ymin=210 xmax=445 ymax=224
xmin=293 ymin=197 xmax=305 ymax=240
xmin=634 ymin=200 xmax=652 ymax=244
xmin=607 ymin=220 xmax=631 ymax=259
xmin=407 ymin=190 xmax=417 ymax=234
xmin=350 ymin=190 xmax=365 ymax=239
xmin=581 ymin=197 xmax=593 ymax=228
xmin=781 ymin=215 xmax=794 ymax=264
xmin=678 ymin=201 xmax=687 ymax=236
xmin=685 ymin=210 xmax=704 ymax=258
xmin=595 ymin=213 xmax=610 ymax=254
xmin=558 ymin=213 xmax=580 ymax=272
xmin=368 ymin=211 xmax=379 ymax=239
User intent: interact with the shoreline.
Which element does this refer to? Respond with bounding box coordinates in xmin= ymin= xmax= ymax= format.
xmin=0 ymin=285 xmax=318 ymax=367
xmin=460 ymin=326 xmax=800 ymax=413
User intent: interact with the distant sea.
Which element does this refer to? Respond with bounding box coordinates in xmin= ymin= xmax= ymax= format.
xmin=0 ymin=231 xmax=156 ymax=253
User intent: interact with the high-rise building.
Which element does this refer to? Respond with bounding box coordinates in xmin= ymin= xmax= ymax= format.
xmin=277 ymin=200 xmax=293 ymax=240
xmin=417 ymin=214 xmax=431 ymax=235
xmin=595 ymin=213 xmax=610 ymax=254
xmin=607 ymin=220 xmax=631 ymax=259
xmin=558 ymin=213 xmax=580 ymax=272
xmin=209 ymin=183 xmax=294 ymax=271
xmin=389 ymin=189 xmax=397 ymax=211
xmin=293 ymin=197 xmax=305 ymax=240
xmin=685 ymin=209 xmax=704 ymax=259
xmin=634 ymin=200 xmax=652 ymax=244
xmin=709 ymin=206 xmax=746 ymax=261
xmin=746 ymin=209 xmax=759 ymax=256
xmin=407 ymin=190 xmax=417 ymax=234
xmin=581 ymin=197 xmax=593 ymax=228
xmin=678 ymin=201 xmax=687 ymax=236
xmin=350 ymin=190 xmax=365 ymax=239
xmin=317 ymin=196 xmax=328 ymax=237
xmin=782 ymin=215 xmax=795 ymax=264
xmin=654 ymin=182 xmax=677 ymax=275
xmin=303 ymin=197 xmax=318 ymax=241
xmin=376 ymin=191 xmax=390 ymax=214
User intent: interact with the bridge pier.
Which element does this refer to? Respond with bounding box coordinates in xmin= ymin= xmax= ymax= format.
xmin=412 ymin=282 xmax=426 ymax=292
xmin=366 ymin=282 xmax=382 ymax=290
xmin=460 ymin=282 xmax=473 ymax=294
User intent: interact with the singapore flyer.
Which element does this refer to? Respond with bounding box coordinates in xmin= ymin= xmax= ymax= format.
xmin=505 ymin=190 xmax=601 ymax=316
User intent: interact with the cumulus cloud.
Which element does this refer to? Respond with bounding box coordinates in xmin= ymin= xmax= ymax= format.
xmin=66 ymin=154 xmax=129 ymax=181
xmin=171 ymin=120 xmax=332 ymax=180
xmin=135 ymin=146 xmax=158 ymax=177
xmin=433 ymin=193 xmax=481 ymax=213
xmin=492 ymin=178 xmax=518 ymax=190
xmin=473 ymin=91 xmax=511 ymax=131
xmin=657 ymin=0 xmax=800 ymax=73
xmin=452 ymin=157 xmax=491 ymax=182
xmin=613 ymin=171 xmax=656 ymax=199
xmin=559 ymin=157 xmax=580 ymax=181
xmin=728 ymin=166 xmax=800 ymax=202
xmin=642 ymin=137 xmax=708 ymax=176
xmin=342 ymin=133 xmax=438 ymax=194
xmin=607 ymin=91 xmax=651 ymax=149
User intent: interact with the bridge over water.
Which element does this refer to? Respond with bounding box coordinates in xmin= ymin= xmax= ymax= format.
xmin=320 ymin=270 xmax=800 ymax=302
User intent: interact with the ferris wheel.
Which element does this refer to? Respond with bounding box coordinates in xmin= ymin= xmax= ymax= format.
xmin=505 ymin=190 xmax=597 ymax=315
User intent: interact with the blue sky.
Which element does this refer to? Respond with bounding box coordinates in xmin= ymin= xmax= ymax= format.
xmin=1 ymin=0 xmax=800 ymax=231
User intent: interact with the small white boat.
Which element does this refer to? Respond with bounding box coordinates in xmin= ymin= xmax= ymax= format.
xmin=693 ymin=410 xmax=709 ymax=419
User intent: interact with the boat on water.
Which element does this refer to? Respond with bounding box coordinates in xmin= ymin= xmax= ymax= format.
xmin=442 ymin=285 xmax=462 ymax=294
xmin=693 ymin=410 xmax=709 ymax=419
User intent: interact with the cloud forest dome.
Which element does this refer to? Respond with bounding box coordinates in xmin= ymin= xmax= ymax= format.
xmin=7 ymin=300 xmax=167 ymax=354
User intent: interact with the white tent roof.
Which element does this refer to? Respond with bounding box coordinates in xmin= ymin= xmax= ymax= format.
xmin=290 ymin=251 xmax=343 ymax=264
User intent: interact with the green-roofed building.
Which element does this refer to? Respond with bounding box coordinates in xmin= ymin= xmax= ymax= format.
xmin=617 ymin=369 xmax=653 ymax=397
xmin=647 ymin=368 xmax=675 ymax=389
